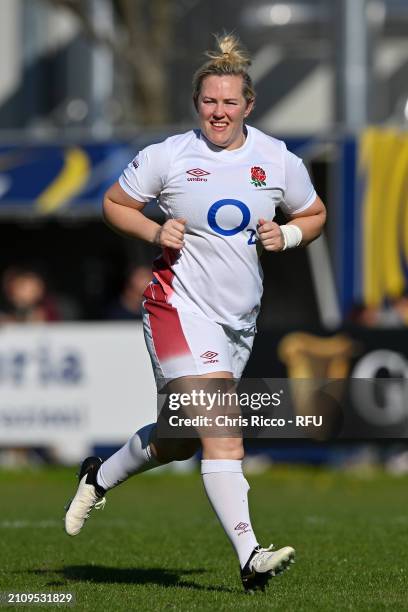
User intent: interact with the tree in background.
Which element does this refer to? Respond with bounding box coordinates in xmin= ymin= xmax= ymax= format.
xmin=43 ymin=0 xmax=182 ymax=125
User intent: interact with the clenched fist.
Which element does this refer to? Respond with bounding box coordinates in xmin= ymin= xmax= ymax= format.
xmin=257 ymin=218 xmax=284 ymax=251
xmin=155 ymin=218 xmax=186 ymax=250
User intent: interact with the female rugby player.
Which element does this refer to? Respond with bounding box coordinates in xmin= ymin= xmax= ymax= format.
xmin=65 ymin=34 xmax=326 ymax=593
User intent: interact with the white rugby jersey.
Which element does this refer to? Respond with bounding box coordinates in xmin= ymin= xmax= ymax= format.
xmin=119 ymin=125 xmax=317 ymax=330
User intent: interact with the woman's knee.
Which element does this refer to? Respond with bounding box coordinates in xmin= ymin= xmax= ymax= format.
xmin=151 ymin=438 xmax=200 ymax=463
xmin=201 ymin=437 xmax=244 ymax=460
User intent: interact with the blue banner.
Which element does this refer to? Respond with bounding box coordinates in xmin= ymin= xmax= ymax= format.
xmin=0 ymin=142 xmax=136 ymax=216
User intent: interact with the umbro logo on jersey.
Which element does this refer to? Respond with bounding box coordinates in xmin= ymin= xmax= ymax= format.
xmin=187 ymin=168 xmax=210 ymax=182
xmin=200 ymin=350 xmax=219 ymax=364
xmin=187 ymin=168 xmax=210 ymax=177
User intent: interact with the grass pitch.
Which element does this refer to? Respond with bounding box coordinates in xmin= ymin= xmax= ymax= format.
xmin=0 ymin=466 xmax=407 ymax=611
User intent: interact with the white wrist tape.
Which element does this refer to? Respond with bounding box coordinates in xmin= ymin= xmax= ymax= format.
xmin=280 ymin=224 xmax=303 ymax=250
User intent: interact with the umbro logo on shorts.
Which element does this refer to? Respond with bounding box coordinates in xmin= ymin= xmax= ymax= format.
xmin=186 ymin=168 xmax=210 ymax=182
xmin=201 ymin=350 xmax=218 ymax=360
xmin=200 ymin=350 xmax=219 ymax=364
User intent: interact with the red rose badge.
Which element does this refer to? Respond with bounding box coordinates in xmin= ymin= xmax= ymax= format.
xmin=250 ymin=166 xmax=266 ymax=187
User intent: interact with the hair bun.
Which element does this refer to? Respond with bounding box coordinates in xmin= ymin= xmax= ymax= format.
xmin=206 ymin=33 xmax=251 ymax=69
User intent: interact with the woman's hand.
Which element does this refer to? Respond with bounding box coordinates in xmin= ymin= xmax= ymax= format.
xmin=257 ymin=218 xmax=284 ymax=252
xmin=155 ymin=218 xmax=186 ymax=250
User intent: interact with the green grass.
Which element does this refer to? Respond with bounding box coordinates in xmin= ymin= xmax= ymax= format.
xmin=0 ymin=466 xmax=407 ymax=611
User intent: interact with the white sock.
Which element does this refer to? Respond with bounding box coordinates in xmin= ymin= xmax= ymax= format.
xmin=97 ymin=423 xmax=160 ymax=491
xmin=201 ymin=459 xmax=258 ymax=568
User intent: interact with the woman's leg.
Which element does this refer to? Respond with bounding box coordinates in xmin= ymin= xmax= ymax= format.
xmin=169 ymin=371 xmax=295 ymax=591
xmin=201 ymin=437 xmax=259 ymax=569
xmin=188 ymin=373 xmax=259 ymax=568
xmin=94 ymin=423 xmax=200 ymax=491
xmin=64 ymin=423 xmax=199 ymax=536
xmin=163 ymin=371 xmax=259 ymax=568
xmin=96 ymin=423 xmax=160 ymax=491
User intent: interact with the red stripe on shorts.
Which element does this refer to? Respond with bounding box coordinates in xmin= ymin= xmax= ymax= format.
xmin=144 ymin=298 xmax=191 ymax=361
xmin=153 ymin=247 xmax=179 ymax=301
xmin=144 ymin=282 xmax=154 ymax=300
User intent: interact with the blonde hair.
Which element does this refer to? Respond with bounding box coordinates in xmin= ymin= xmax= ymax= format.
xmin=192 ymin=34 xmax=255 ymax=108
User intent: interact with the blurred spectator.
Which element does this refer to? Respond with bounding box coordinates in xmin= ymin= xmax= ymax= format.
xmin=347 ymin=303 xmax=382 ymax=327
xmin=391 ymin=294 xmax=408 ymax=326
xmin=0 ymin=265 xmax=61 ymax=323
xmin=105 ymin=264 xmax=152 ymax=320
xmin=348 ymin=294 xmax=408 ymax=328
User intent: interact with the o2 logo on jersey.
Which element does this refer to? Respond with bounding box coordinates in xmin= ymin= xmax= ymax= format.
xmin=207 ymin=199 xmax=257 ymax=244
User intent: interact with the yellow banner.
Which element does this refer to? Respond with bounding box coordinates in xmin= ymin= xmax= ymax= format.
xmin=359 ymin=128 xmax=408 ymax=307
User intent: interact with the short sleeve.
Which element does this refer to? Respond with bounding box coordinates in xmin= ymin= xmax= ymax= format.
xmin=279 ymin=148 xmax=317 ymax=215
xmin=119 ymin=140 xmax=170 ymax=202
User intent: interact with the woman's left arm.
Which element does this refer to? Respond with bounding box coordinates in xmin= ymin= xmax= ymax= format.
xmin=286 ymin=195 xmax=326 ymax=246
xmin=257 ymin=196 xmax=326 ymax=252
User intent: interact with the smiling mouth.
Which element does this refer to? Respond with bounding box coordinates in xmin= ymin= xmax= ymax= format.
xmin=210 ymin=121 xmax=229 ymax=130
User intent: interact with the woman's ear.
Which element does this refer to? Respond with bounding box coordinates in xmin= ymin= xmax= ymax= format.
xmin=244 ymin=98 xmax=255 ymax=117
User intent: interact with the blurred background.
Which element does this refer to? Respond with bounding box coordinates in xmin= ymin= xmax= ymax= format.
xmin=1 ymin=0 xmax=408 ymax=471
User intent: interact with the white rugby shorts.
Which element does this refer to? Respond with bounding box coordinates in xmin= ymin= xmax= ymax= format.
xmin=142 ymin=296 xmax=255 ymax=389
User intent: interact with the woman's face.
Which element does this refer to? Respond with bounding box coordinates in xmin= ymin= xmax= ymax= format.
xmin=197 ymin=74 xmax=254 ymax=150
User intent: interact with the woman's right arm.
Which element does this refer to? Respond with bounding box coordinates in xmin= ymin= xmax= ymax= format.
xmin=103 ymin=181 xmax=186 ymax=249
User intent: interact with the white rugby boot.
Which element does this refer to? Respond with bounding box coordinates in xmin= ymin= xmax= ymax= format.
xmin=65 ymin=456 xmax=106 ymax=536
xmin=240 ymin=544 xmax=295 ymax=593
